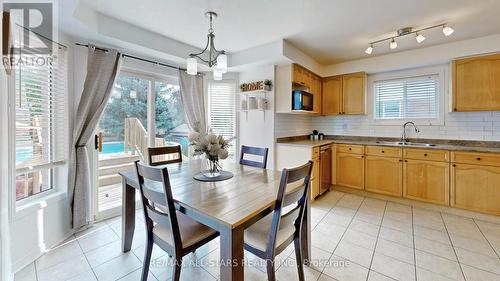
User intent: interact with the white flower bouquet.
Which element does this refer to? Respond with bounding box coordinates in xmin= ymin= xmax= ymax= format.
xmin=188 ymin=122 xmax=232 ymax=177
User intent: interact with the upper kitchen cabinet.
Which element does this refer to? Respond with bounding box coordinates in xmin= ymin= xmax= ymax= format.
xmin=276 ymin=64 xmax=322 ymax=114
xmin=322 ymin=72 xmax=366 ymax=115
xmin=322 ymin=76 xmax=342 ymax=115
xmin=452 ymin=53 xmax=500 ymax=112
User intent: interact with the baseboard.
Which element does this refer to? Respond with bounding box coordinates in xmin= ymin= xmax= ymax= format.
xmin=332 ymin=185 xmax=500 ymax=225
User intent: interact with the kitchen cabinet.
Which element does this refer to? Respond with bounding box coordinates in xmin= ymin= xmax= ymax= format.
xmin=403 ymin=159 xmax=450 ymax=205
xmin=311 ymin=147 xmax=321 ymax=200
xmin=342 ymin=72 xmax=366 ymax=114
xmin=451 ymin=152 xmax=500 ymax=215
xmin=452 ymin=53 xmax=500 ymax=112
xmin=336 ymin=144 xmax=364 ymax=190
xmin=322 ymin=72 xmax=366 ymax=115
xmin=365 ymin=146 xmax=403 ymax=196
xmin=276 ymin=64 xmax=321 ymax=114
xmin=322 ymin=76 xmax=342 ymax=115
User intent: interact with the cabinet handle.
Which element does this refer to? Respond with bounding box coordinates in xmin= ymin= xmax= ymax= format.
xmin=339 ymin=112 xmax=342 ymax=114
xmin=361 ymin=156 xmax=364 ymax=158
xmin=453 ymin=164 xmax=456 ymax=167
xmin=348 ymin=148 xmax=352 ymax=151
xmin=399 ymin=159 xmax=402 ymax=162
xmin=453 ymin=108 xmax=457 ymax=111
xmin=424 ymin=153 xmax=428 ymax=156
xmin=477 ymin=157 xmax=481 ymax=161
xmin=381 ymin=150 xmax=385 ymax=153
xmin=405 ymin=160 xmax=408 ymax=162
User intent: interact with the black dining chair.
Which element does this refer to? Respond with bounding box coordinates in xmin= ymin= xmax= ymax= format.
xmin=148 ymin=145 xmax=182 ymax=166
xmin=134 ymin=161 xmax=219 ymax=281
xmin=239 ymin=145 xmax=269 ymax=169
xmin=244 ymin=161 xmax=313 ymax=281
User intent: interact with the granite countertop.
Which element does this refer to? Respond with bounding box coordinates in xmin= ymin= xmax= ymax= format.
xmin=276 ymin=135 xmax=500 ymax=153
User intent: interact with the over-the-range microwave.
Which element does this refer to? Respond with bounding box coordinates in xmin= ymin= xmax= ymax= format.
xmin=292 ymin=90 xmax=314 ymax=111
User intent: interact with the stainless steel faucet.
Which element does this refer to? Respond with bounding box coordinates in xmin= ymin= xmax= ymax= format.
xmin=401 ymin=122 xmax=420 ymax=143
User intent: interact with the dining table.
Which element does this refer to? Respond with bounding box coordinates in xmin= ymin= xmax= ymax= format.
xmin=119 ymin=159 xmax=311 ymax=281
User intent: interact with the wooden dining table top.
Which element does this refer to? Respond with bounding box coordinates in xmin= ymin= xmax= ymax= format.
xmin=120 ymin=159 xmax=284 ymax=229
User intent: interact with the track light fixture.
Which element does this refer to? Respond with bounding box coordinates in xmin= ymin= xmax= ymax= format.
xmin=365 ymin=24 xmax=453 ymax=55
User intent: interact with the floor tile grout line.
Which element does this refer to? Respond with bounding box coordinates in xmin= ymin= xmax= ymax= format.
xmin=472 ymin=218 xmax=500 ymax=261
xmin=411 ymin=206 xmax=417 ymax=281
xmin=74 ymin=235 xmax=100 ymax=281
xmin=439 ymin=212 xmax=468 ymax=281
xmin=365 ymin=200 xmax=387 ymax=281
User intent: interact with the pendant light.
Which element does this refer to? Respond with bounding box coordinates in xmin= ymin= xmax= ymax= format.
xmin=442 ymin=26 xmax=454 ymax=36
xmin=415 ymin=33 xmax=426 ymax=43
xmin=390 ymin=38 xmax=398 ymax=49
xmin=186 ymin=11 xmax=227 ymax=78
xmin=365 ymin=44 xmax=373 ymax=55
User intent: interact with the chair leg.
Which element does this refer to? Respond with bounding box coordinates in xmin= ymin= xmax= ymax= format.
xmin=141 ymin=239 xmax=153 ymax=281
xmin=172 ymin=256 xmax=182 ymax=281
xmin=266 ymin=258 xmax=276 ymax=281
xmin=294 ymin=238 xmax=305 ymax=281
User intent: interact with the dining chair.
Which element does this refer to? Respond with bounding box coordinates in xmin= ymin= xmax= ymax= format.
xmin=134 ymin=161 xmax=219 ymax=281
xmin=239 ymin=145 xmax=269 ymax=168
xmin=148 ymin=145 xmax=182 ymax=166
xmin=244 ymin=161 xmax=313 ymax=281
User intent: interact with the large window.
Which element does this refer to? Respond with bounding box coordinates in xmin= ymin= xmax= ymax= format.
xmin=14 ymin=50 xmax=68 ymax=201
xmin=374 ymin=75 xmax=439 ymax=120
xmin=208 ymin=80 xmax=237 ymax=156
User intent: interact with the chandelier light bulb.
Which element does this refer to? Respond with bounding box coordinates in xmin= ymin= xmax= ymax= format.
xmin=186 ymin=57 xmax=198 ymax=75
xmin=216 ymin=53 xmax=228 ymax=73
xmin=390 ymin=39 xmax=398 ymax=49
xmin=365 ymin=45 xmax=373 ymax=55
xmin=416 ymin=33 xmax=426 ymax=43
xmin=442 ymin=26 xmax=454 ymax=36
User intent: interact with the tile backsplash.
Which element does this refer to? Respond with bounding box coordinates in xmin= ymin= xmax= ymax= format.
xmin=312 ymin=111 xmax=500 ymax=141
xmin=275 ymin=114 xmax=312 ymax=138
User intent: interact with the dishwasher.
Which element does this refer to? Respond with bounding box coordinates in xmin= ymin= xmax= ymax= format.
xmin=319 ymin=145 xmax=332 ymax=195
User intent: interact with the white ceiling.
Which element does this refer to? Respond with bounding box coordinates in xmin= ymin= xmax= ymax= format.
xmin=75 ymin=0 xmax=500 ymax=64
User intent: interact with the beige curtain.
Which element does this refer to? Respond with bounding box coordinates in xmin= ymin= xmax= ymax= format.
xmin=69 ymin=45 xmax=122 ymax=229
xmin=178 ymin=70 xmax=206 ymax=132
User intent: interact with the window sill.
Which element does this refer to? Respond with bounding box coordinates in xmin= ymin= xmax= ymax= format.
xmin=13 ymin=190 xmax=67 ymax=220
xmin=372 ymin=118 xmax=444 ymax=126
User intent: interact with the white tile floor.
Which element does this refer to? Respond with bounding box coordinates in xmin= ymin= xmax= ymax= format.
xmin=15 ymin=191 xmax=500 ymax=281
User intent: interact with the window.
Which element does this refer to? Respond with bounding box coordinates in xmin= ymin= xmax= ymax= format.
xmin=14 ymin=49 xmax=68 ymax=201
xmin=208 ymin=80 xmax=237 ymax=156
xmin=374 ymin=75 xmax=438 ymax=120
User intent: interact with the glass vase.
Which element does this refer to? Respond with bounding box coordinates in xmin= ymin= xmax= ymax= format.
xmin=203 ymin=156 xmax=221 ymax=178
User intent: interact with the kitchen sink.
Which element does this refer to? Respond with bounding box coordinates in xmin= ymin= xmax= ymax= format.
xmin=375 ymin=141 xmax=437 ymax=147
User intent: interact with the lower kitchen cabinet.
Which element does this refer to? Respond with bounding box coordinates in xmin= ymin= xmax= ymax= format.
xmin=365 ymin=156 xmax=402 ymax=196
xmin=451 ymin=163 xmax=500 ymax=215
xmin=403 ymin=159 xmax=450 ymax=205
xmin=310 ymin=148 xmax=321 ymax=200
xmin=336 ymin=153 xmax=364 ymax=190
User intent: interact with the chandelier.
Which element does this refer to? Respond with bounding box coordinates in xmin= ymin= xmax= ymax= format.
xmin=186 ymin=11 xmax=227 ymax=80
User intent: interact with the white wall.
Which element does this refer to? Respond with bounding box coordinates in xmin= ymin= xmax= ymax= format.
xmin=310 ymin=34 xmax=500 ymax=142
xmin=238 ymin=65 xmax=276 ymax=169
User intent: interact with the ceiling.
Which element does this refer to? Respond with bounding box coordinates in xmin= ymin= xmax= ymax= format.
xmin=74 ymin=0 xmax=500 ymax=64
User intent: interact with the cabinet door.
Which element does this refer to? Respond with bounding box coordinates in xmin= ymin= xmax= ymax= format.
xmin=292 ymin=64 xmax=306 ymax=86
xmin=342 ymin=72 xmax=366 ymax=114
xmin=403 ymin=159 xmax=449 ymax=205
xmin=451 ymin=163 xmax=500 ymax=215
xmin=452 ymin=54 xmax=500 ymax=111
xmin=365 ymin=156 xmax=402 ymax=196
xmin=310 ymin=156 xmax=321 ymax=200
xmin=336 ymin=153 xmax=364 ymax=189
xmin=322 ymin=76 xmax=342 ymax=115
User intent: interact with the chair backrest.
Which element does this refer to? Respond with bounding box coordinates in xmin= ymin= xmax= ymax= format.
xmin=148 ymin=145 xmax=183 ymax=166
xmin=134 ymin=161 xmax=182 ymax=250
xmin=267 ymin=161 xmax=313 ymax=254
xmin=239 ymin=145 xmax=269 ymax=169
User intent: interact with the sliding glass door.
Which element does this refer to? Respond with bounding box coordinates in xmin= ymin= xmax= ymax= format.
xmin=93 ymin=71 xmax=187 ymax=219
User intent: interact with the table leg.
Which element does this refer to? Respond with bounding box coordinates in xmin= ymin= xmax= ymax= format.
xmin=122 ymin=179 xmax=136 ymax=252
xmin=301 ymin=198 xmax=311 ymax=265
xmin=219 ymin=226 xmax=244 ymax=281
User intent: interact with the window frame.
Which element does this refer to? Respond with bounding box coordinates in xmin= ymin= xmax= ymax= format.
xmin=8 ymin=51 xmax=69 ymax=214
xmin=368 ymin=65 xmax=447 ymax=126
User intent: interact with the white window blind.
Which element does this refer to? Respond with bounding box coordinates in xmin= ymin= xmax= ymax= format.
xmin=374 ymin=75 xmax=438 ymax=120
xmin=208 ymin=80 xmax=236 ymax=155
xmin=15 ymin=49 xmax=68 ymax=174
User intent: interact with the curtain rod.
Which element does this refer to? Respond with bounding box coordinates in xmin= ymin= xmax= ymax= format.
xmin=75 ymin=43 xmax=187 ymax=71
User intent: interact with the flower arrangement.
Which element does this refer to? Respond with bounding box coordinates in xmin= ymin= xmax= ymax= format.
xmin=188 ymin=122 xmax=232 ymax=177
